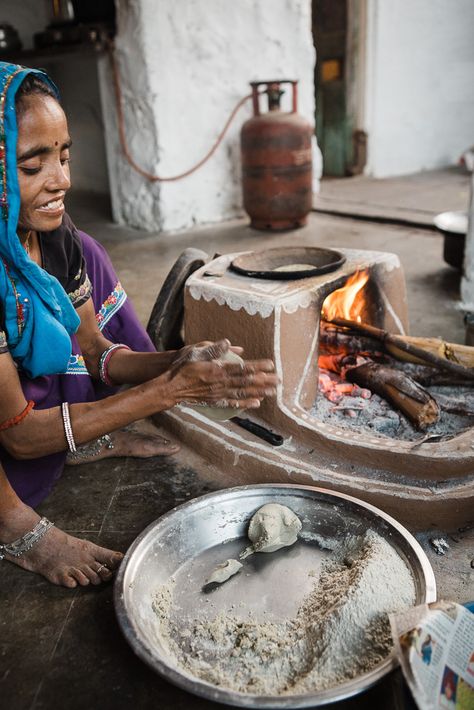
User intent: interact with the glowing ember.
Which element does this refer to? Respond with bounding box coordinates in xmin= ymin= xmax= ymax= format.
xmin=322 ymin=270 xmax=369 ymax=324
xmin=318 ymin=370 xmax=372 ymax=404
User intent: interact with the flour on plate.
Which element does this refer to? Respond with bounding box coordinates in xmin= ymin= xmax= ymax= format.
xmin=153 ymin=529 xmax=415 ymax=695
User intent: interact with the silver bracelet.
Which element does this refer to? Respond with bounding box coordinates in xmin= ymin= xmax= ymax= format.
xmin=0 ymin=517 xmax=54 ymax=560
xmin=99 ymin=343 xmax=131 ymax=386
xmin=61 ymin=402 xmax=77 ymax=453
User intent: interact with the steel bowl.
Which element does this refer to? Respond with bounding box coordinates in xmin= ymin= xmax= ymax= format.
xmin=114 ymin=484 xmax=436 ymax=708
xmin=433 ymin=210 xmax=468 ymax=270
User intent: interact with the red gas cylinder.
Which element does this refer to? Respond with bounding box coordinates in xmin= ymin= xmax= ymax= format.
xmin=241 ymin=80 xmax=313 ymax=231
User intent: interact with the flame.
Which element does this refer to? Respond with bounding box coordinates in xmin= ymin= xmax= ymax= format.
xmin=322 ymin=270 xmax=369 ymax=324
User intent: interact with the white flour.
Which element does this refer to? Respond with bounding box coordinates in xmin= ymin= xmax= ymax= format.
xmin=152 ymin=529 xmax=416 ymax=696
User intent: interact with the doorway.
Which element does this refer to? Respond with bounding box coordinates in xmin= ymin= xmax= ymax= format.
xmin=312 ymin=0 xmax=366 ymax=177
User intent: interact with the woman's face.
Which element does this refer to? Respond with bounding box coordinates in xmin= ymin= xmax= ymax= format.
xmin=16 ymin=94 xmax=71 ymax=236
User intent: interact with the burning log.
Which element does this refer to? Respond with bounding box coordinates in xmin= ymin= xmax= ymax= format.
xmin=319 ymin=323 xmax=474 ymax=387
xmin=393 ymin=363 xmax=474 ymax=388
xmin=326 ymin=318 xmax=474 ymax=382
xmin=318 ymin=353 xmax=349 ymax=373
xmin=319 ymin=322 xmax=383 ymax=356
xmin=346 ymin=362 xmax=440 ymax=430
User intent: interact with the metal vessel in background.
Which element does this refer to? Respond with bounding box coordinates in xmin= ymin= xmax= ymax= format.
xmin=433 ymin=210 xmax=468 ymax=270
xmin=0 ymin=24 xmax=22 ymax=55
xmin=34 ymin=0 xmax=115 ymax=49
xmin=241 ymin=80 xmax=313 ymax=231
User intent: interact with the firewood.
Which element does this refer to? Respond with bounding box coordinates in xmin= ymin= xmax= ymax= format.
xmin=346 ymin=362 xmax=440 ymax=430
xmin=326 ymin=318 xmax=474 ymax=381
xmin=433 ymin=393 xmax=474 ymax=417
xmin=385 ymin=336 xmax=474 ymax=369
xmin=319 ymin=322 xmax=383 ymax=355
xmin=393 ymin=363 xmax=474 ymax=388
xmin=319 ymin=353 xmax=374 ymax=375
xmin=318 ymin=353 xmax=348 ymax=373
xmin=320 ymin=320 xmax=474 ymax=385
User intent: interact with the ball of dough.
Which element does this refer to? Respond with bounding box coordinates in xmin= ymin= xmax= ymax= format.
xmin=247 ymin=503 xmax=302 ymax=554
xmin=197 ymin=350 xmax=245 ymax=421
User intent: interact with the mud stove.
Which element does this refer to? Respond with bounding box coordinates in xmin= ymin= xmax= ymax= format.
xmin=157 ymin=247 xmax=474 ymax=529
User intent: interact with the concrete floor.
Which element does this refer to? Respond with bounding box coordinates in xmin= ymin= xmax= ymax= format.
xmin=313 ymin=166 xmax=471 ymax=227
xmin=1 ymin=173 xmax=473 ymax=709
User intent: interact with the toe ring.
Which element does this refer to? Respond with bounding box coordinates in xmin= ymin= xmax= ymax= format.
xmin=96 ymin=563 xmax=108 ymax=574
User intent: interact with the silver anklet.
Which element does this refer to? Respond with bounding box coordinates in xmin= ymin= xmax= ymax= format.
xmin=67 ymin=433 xmax=114 ymax=461
xmin=0 ymin=517 xmax=54 ymax=560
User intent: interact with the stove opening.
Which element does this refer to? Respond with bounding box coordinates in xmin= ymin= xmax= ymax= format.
xmin=314 ymin=271 xmax=474 ymax=442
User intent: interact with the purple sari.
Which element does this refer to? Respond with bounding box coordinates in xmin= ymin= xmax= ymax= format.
xmin=2 ymin=231 xmax=155 ymax=507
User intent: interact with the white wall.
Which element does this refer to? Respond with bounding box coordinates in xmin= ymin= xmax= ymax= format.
xmin=101 ymin=0 xmax=320 ymax=232
xmin=364 ymin=0 xmax=474 ymax=177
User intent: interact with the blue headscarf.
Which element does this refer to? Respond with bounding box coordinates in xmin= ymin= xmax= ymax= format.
xmin=0 ymin=62 xmax=80 ymax=378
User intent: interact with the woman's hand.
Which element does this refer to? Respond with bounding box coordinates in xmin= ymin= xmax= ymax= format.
xmin=161 ymin=351 xmax=278 ymax=411
xmin=170 ymin=338 xmax=243 ymax=373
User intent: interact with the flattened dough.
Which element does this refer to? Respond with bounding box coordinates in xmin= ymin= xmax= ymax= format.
xmin=205 ymin=558 xmax=243 ymax=585
xmin=273 ymin=263 xmax=316 ymax=272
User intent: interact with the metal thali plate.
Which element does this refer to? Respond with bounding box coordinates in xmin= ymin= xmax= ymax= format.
xmin=114 ymin=484 xmax=436 ymax=708
xmin=230 ymin=247 xmax=346 ymax=280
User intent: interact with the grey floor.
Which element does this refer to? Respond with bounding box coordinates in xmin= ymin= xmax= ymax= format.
xmin=313 ymin=166 xmax=471 ymax=226
xmin=1 ymin=170 xmax=473 ymax=709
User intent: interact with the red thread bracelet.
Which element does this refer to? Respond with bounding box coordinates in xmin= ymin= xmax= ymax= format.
xmin=0 ymin=400 xmax=35 ymax=431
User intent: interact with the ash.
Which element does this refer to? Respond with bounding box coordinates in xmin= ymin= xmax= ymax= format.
xmin=312 ymin=368 xmax=474 ymax=441
xmin=152 ymin=530 xmax=415 ymax=696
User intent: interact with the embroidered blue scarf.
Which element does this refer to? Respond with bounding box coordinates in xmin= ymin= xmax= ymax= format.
xmin=0 ymin=62 xmax=79 ymax=378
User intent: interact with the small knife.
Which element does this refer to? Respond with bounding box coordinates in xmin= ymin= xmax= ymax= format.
xmin=233 ymin=417 xmax=284 ymax=446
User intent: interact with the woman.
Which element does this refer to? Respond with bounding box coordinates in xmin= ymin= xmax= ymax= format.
xmin=0 ymin=62 xmax=277 ymax=587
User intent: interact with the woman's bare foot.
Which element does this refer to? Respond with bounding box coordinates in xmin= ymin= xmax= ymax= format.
xmin=0 ymin=504 xmax=123 ymax=588
xmin=66 ymin=427 xmax=180 ymax=466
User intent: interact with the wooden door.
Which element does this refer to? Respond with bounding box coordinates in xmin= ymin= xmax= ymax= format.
xmin=313 ymin=0 xmax=351 ymax=176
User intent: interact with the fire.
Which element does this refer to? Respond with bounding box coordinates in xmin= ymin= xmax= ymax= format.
xmin=322 ymin=270 xmax=369 ymax=324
